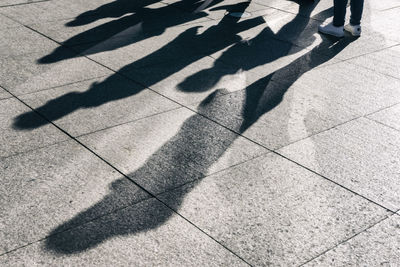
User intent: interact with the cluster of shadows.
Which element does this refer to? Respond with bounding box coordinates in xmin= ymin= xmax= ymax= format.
xmin=13 ymin=0 xmax=356 ymax=254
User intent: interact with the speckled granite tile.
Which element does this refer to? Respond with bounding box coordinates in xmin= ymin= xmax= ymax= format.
xmin=78 ymin=107 xmax=267 ymax=194
xmin=0 ymin=198 xmax=247 ymax=266
xmin=305 ymin=214 xmax=400 ymax=266
xmin=0 ymin=98 xmax=68 ymax=158
xmin=367 ymin=104 xmax=400 ymax=132
xmin=279 ymin=117 xmax=400 ymax=211
xmin=14 ymin=75 xmax=179 ymax=136
xmin=0 ymin=140 xmax=149 ymax=254
xmin=158 ymin=153 xmax=389 ymax=266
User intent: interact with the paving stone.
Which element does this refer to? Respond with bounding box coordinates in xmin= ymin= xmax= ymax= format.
xmin=0 ymin=0 xmax=48 ymax=7
xmin=0 ymin=86 xmax=12 ymax=100
xmin=0 ymin=14 xmax=20 ymax=28
xmin=367 ymin=0 xmax=400 ymax=11
xmin=189 ymin=59 xmax=400 ymax=149
xmin=0 ymin=0 xmax=125 ymax=24
xmin=256 ymin=0 xmax=400 ymax=20
xmin=208 ymin=31 xmax=340 ymax=81
xmin=0 ymin=26 xmax=58 ymax=57
xmin=254 ymin=0 xmax=334 ymax=21
xmin=77 ymin=16 xmax=265 ymax=73
xmin=279 ymin=117 xmax=400 ymax=211
xmin=305 ymin=215 xmax=400 ymax=266
xmin=0 ymin=198 xmax=246 ymax=266
xmin=58 ymin=0 xmax=165 ymax=27
xmin=0 ymin=140 xmax=150 ymax=254
xmin=0 ymin=98 xmax=68 ymax=158
xmin=163 ymin=0 xmax=268 ymax=20
xmin=0 ymin=48 xmax=112 ymax=96
xmin=74 ymin=21 xmax=208 ymax=72
xmin=37 ymin=15 xmax=211 ymax=68
xmin=278 ymin=61 xmax=400 ymax=114
xmin=367 ymin=104 xmax=400 ymax=132
xmin=78 ymin=107 xmax=267 ymax=195
xmin=15 ymin=75 xmax=179 ymax=136
xmin=28 ymin=2 xmax=210 ymax=47
xmin=157 ymin=153 xmax=389 ymax=266
xmin=122 ymin=56 xmax=260 ymax=105
xmin=258 ymin=8 xmax=398 ymax=60
xmin=365 ymin=6 xmax=400 ymax=42
xmin=346 ymin=45 xmax=400 ymax=79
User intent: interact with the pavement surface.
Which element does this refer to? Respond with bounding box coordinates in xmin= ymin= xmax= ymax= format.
xmin=1 ymin=0 xmax=400 ymax=265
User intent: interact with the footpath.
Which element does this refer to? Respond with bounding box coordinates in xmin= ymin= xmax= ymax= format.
xmin=1 ymin=0 xmax=400 ymax=265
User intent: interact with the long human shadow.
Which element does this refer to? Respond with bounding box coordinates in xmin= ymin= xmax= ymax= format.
xmin=39 ymin=0 xmax=223 ymax=64
xmin=44 ymin=36 xmax=353 ymax=254
xmin=43 ymin=2 xmax=355 ymax=254
xmin=13 ymin=1 xmax=263 ymax=130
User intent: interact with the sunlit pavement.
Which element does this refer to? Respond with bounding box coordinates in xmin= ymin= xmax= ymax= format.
xmin=1 ymin=0 xmax=400 ymax=265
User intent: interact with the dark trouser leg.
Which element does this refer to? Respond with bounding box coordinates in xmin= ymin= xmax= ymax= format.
xmin=350 ymin=0 xmax=364 ymax=25
xmin=333 ymin=0 xmax=348 ymax=26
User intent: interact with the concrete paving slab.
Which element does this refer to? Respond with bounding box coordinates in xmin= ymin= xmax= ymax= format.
xmin=258 ymin=8 xmax=398 ymax=60
xmin=279 ymin=117 xmax=400 ymax=211
xmin=28 ymin=4 xmax=210 ymax=47
xmin=121 ymin=56 xmax=260 ymax=105
xmin=0 ymin=140 xmax=150 ymax=254
xmin=305 ymin=214 xmax=400 ymax=266
xmin=14 ymin=75 xmax=179 ymax=136
xmin=0 ymin=86 xmax=12 ymax=100
xmin=188 ymin=58 xmax=399 ymax=149
xmin=0 ymin=14 xmax=20 ymax=28
xmin=189 ymin=81 xmax=354 ymax=150
xmin=346 ymin=45 xmax=400 ymax=79
xmin=73 ymin=21 xmax=209 ymax=71
xmin=75 ymin=16 xmax=266 ymax=73
xmin=157 ymin=153 xmax=390 ymax=266
xmin=0 ymin=26 xmax=58 ymax=57
xmin=0 ymin=49 xmax=112 ymax=96
xmin=367 ymin=104 xmax=400 ymax=132
xmin=208 ymin=32 xmax=341 ymax=81
xmin=206 ymin=1 xmax=270 ymax=21
xmin=0 ymin=0 xmax=126 ymax=24
xmin=367 ymin=0 xmax=400 ymax=11
xmin=0 ymin=198 xmax=246 ymax=266
xmin=0 ymin=0 xmax=48 ymax=7
xmin=78 ymin=107 xmax=267 ymax=195
xmin=277 ymin=61 xmax=400 ymax=115
xmin=163 ymin=0 xmax=269 ymax=20
xmin=256 ymin=0 xmax=400 ymax=20
xmin=254 ymin=0 xmax=334 ymax=21
xmin=0 ymin=98 xmax=68 ymax=158
xmin=365 ymin=6 xmax=400 ymax=43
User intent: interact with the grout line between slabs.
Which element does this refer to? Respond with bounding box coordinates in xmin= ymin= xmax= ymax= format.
xmin=273 ymin=147 xmax=396 ymax=213
xmin=274 ymin=100 xmax=400 ymax=151
xmin=365 ymin=117 xmax=400 ymax=135
xmin=0 ymin=0 xmax=50 ymax=8
xmin=298 ymin=213 xmax=396 ymax=266
xmin=380 ymin=5 xmax=400 ymax=12
xmin=74 ymin=105 xmax=183 ymax=138
xmin=0 ymin=75 xmax=110 ymax=99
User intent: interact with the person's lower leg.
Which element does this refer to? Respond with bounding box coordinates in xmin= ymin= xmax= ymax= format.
xmin=333 ymin=0 xmax=348 ymax=26
xmin=350 ymin=0 xmax=364 ymax=25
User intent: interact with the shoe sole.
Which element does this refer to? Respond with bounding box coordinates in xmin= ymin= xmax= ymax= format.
xmin=344 ymin=29 xmax=361 ymax=37
xmin=318 ymin=29 xmax=344 ymax=38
